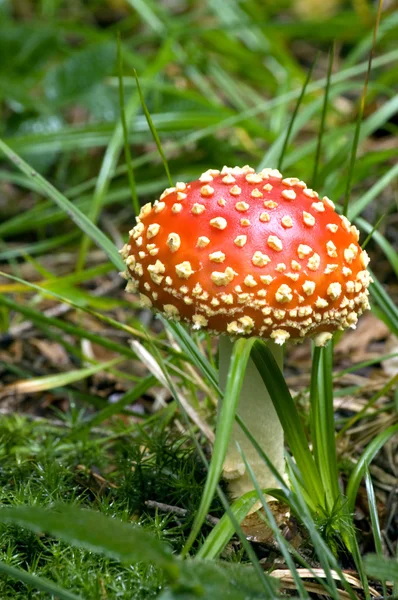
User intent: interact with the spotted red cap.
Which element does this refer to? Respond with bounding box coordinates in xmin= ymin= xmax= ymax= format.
xmin=121 ymin=166 xmax=371 ymax=346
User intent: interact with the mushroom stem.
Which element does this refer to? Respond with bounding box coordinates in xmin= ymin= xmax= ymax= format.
xmin=219 ymin=335 xmax=284 ymax=501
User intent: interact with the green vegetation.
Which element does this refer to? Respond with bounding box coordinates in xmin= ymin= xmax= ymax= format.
xmin=0 ymin=0 xmax=397 ymax=598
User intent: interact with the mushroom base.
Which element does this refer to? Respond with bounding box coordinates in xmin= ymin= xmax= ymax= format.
xmin=218 ymin=336 xmax=284 ymax=508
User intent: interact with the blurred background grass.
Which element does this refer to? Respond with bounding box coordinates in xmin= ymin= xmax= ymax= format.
xmin=0 ymin=1 xmax=397 ymax=599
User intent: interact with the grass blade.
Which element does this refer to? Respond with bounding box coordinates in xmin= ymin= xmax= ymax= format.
xmin=76 ymin=38 xmax=174 ymax=270
xmin=0 ymin=270 xmax=181 ymax=358
xmin=0 ymin=561 xmax=83 ymax=600
xmin=356 ymin=216 xmax=398 ymax=278
xmin=365 ymin=470 xmax=388 ymax=599
xmin=69 ymin=375 xmax=156 ymax=438
xmin=117 ymin=32 xmax=139 ymax=215
xmin=312 ymin=43 xmax=334 ymax=189
xmin=0 ymin=505 xmax=177 ymax=574
xmin=0 ymin=358 xmax=121 ymax=396
xmin=342 ymin=520 xmax=371 ymax=600
xmin=161 ymin=319 xmax=220 ymax=394
xmin=133 ymin=69 xmax=173 ymax=187
xmin=361 ymin=215 xmax=385 ymax=250
xmin=145 ymin=328 xmax=277 ymax=594
xmin=364 ymin=554 xmax=398 ymax=584
xmin=0 ymin=293 xmax=136 ymax=360
xmin=346 ymin=423 xmax=398 ymax=512
xmin=310 ymin=344 xmax=340 ymax=513
xmin=240 ymin=448 xmax=310 ymax=599
xmin=348 ymin=162 xmax=398 ymax=221
xmin=260 ymin=84 xmax=327 ymax=171
xmin=342 ymin=0 xmax=383 ymax=216
xmin=336 ymin=373 xmax=398 ymax=438
xmin=277 ymin=56 xmax=317 ymax=171
xmin=209 ymin=493 xmax=279 ymax=598
xmin=182 ymin=337 xmax=256 ymax=556
xmin=0 ymin=139 xmax=124 ymax=271
xmin=251 ymin=340 xmax=325 ymax=511
xmin=146 ymin=330 xmax=276 ymax=595
xmin=125 ymin=0 xmax=165 ymax=34
xmin=284 ymin=458 xmax=353 ymax=600
xmin=0 ymin=232 xmax=78 ymax=261
xmin=197 ymin=491 xmax=258 ymax=560
xmin=368 ymin=270 xmax=398 ymax=337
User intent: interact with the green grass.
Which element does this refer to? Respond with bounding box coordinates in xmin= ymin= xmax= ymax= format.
xmin=0 ymin=0 xmax=397 ymax=598
xmin=0 ymin=416 xmax=207 ymax=599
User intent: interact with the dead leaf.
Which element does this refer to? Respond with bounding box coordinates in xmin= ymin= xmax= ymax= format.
xmin=240 ymin=502 xmax=291 ymax=543
xmin=271 ymin=567 xmax=381 ymax=598
xmin=382 ymin=335 xmax=398 ymax=377
xmin=335 ymin=313 xmax=389 ymax=359
xmin=30 ymin=339 xmax=70 ymax=368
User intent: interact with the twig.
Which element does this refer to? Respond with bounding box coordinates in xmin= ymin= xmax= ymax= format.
xmin=144 ymin=499 xmax=219 ymax=526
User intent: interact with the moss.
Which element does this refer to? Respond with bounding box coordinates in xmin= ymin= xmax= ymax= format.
xmin=0 ymin=416 xmax=219 ymax=599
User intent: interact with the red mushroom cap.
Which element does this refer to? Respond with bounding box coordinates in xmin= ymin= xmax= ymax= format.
xmin=121 ymin=166 xmax=371 ymax=346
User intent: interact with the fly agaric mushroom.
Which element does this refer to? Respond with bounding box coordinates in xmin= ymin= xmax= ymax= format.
xmin=121 ymin=165 xmax=371 ymax=500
